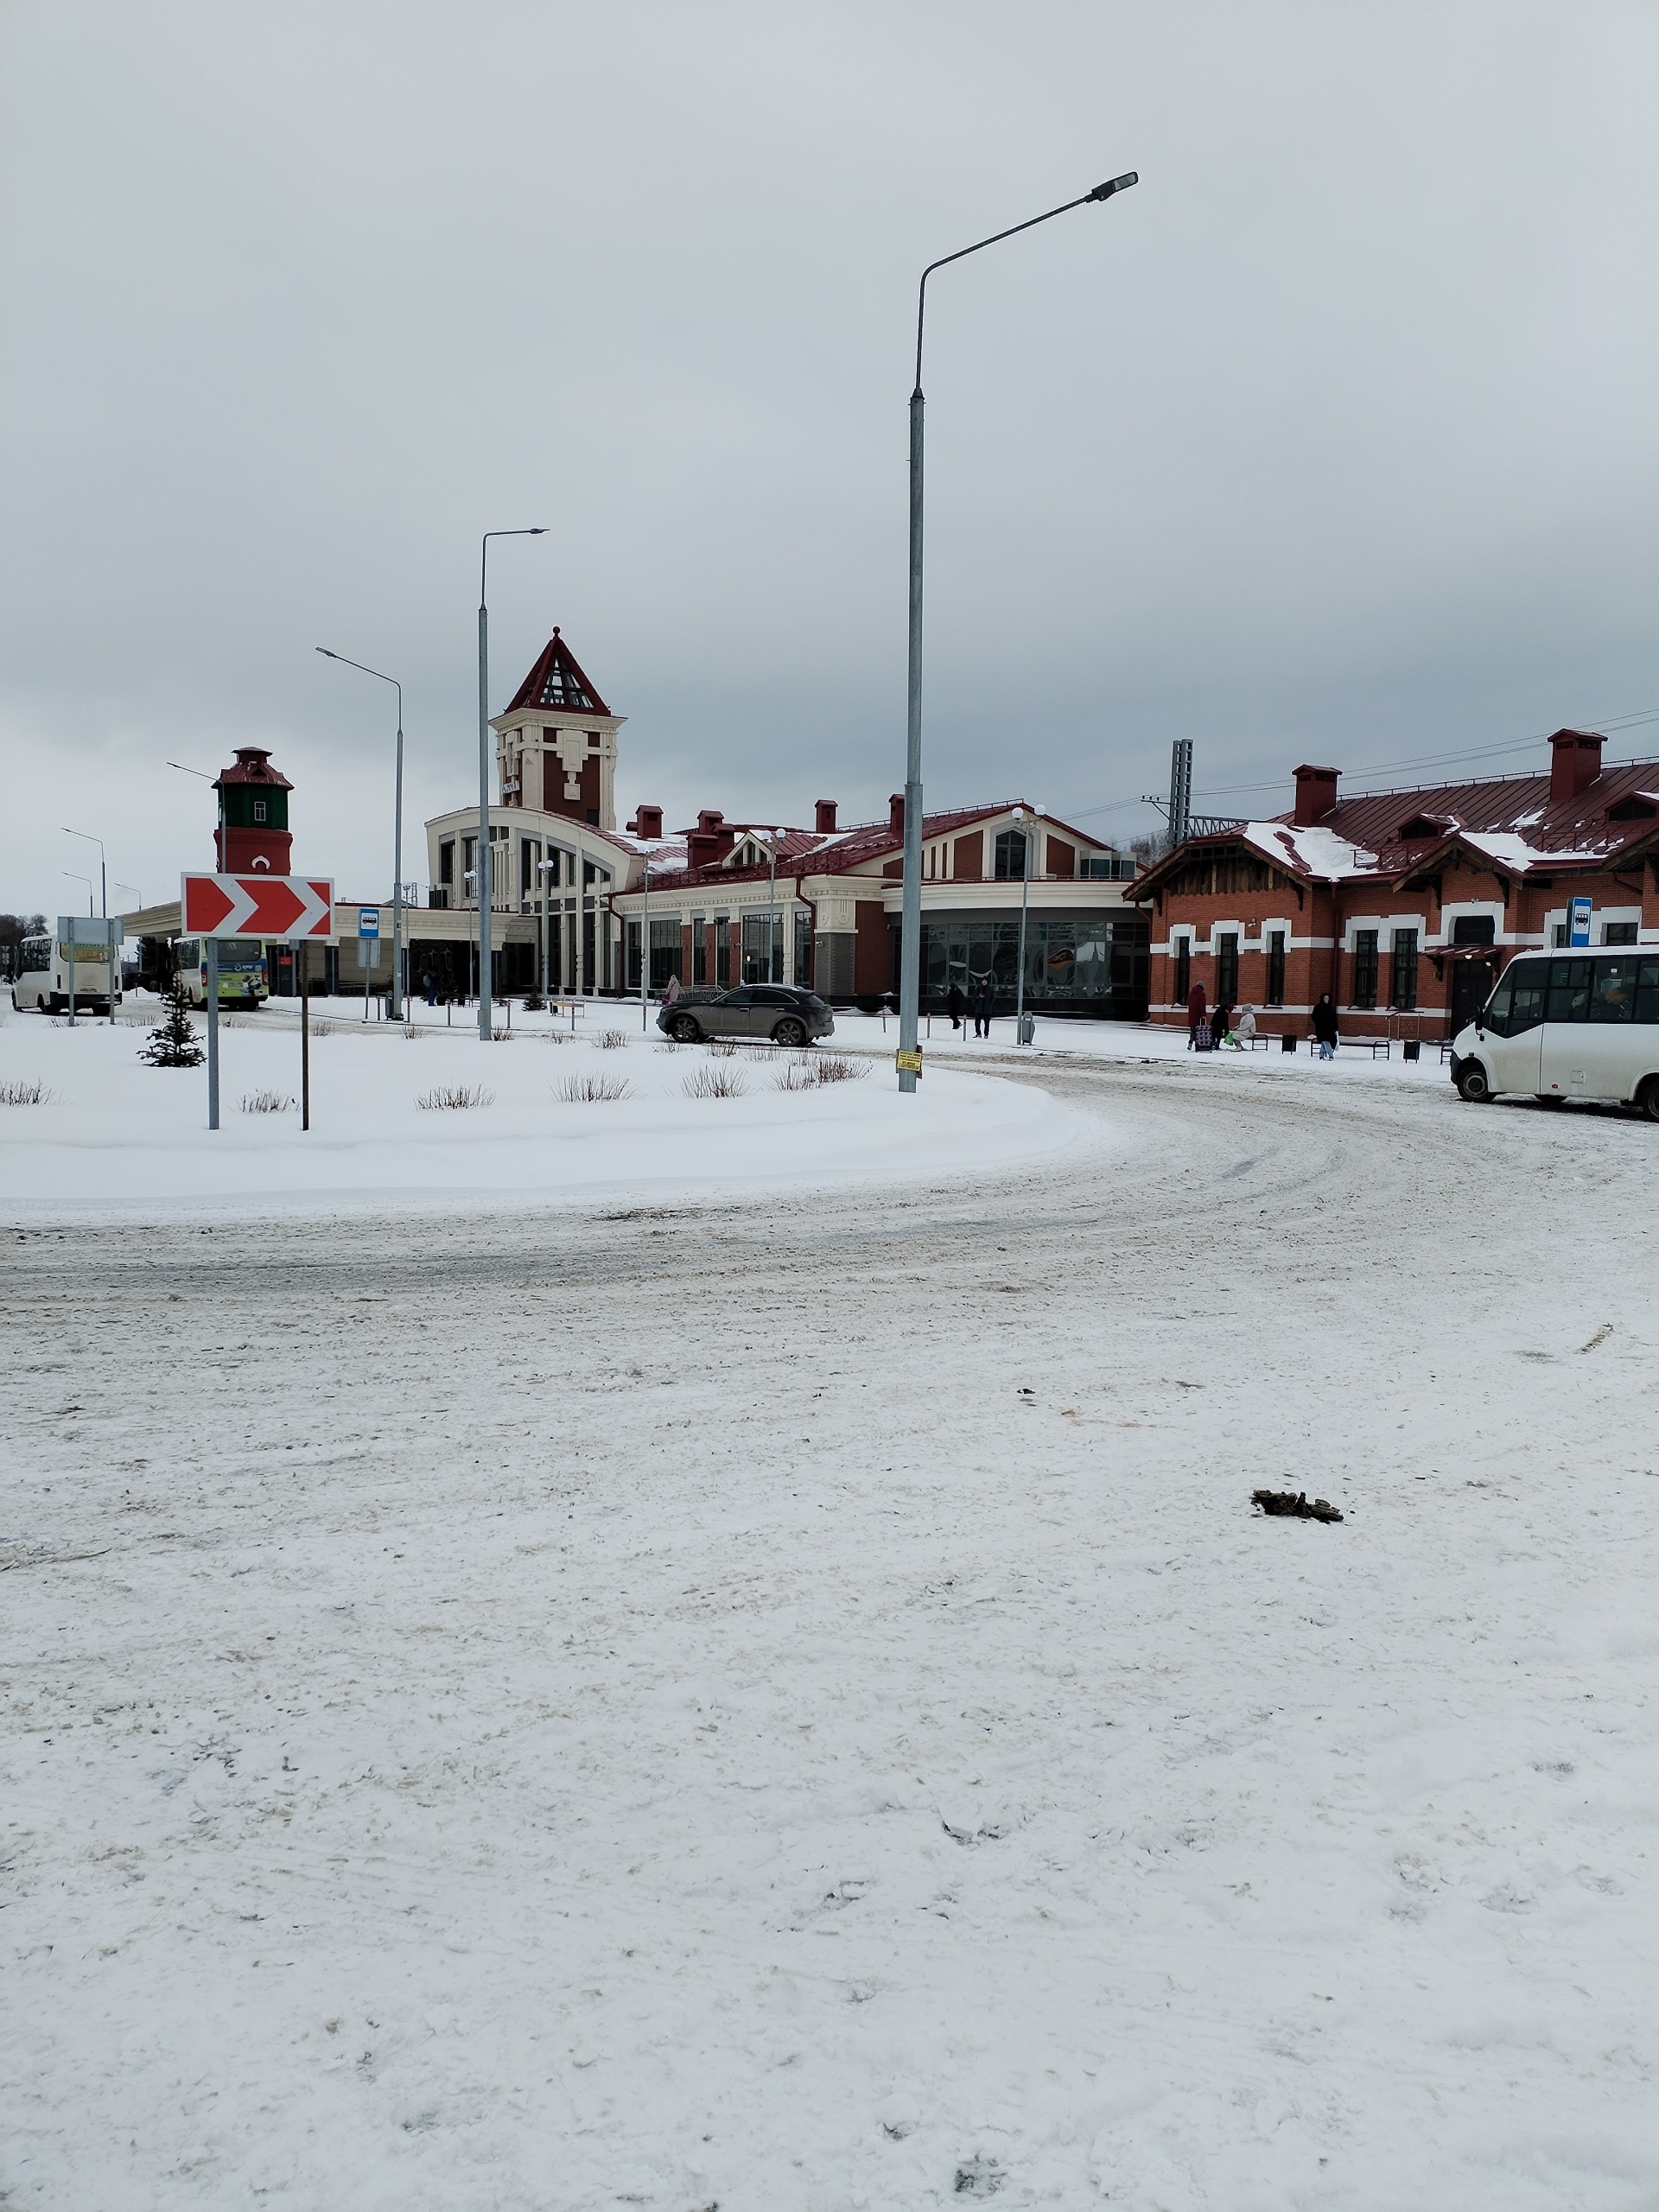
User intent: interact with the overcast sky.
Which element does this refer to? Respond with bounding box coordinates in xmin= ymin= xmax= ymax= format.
xmin=2 ymin=0 xmax=1655 ymax=916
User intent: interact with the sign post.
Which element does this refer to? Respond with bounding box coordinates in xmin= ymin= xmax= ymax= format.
xmin=181 ymin=874 xmax=334 ymax=1132
xmin=358 ymin=906 xmax=380 ymax=1020
xmin=1567 ymin=894 xmax=1593 ymax=950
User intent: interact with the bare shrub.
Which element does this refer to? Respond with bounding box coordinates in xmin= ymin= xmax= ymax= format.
xmin=402 ymin=1023 xmax=423 ymax=1040
xmin=771 ymin=1062 xmax=813 ymax=1092
xmin=595 ymin=1029 xmax=630 ymax=1051
xmin=707 ymin=1038 xmax=739 ymax=1058
xmin=0 ymin=1078 xmax=52 ymax=1105
xmin=239 ymin=1089 xmax=295 ymax=1114
xmin=811 ymin=1053 xmax=868 ymax=1084
xmin=683 ymin=1064 xmax=747 ymax=1099
xmin=311 ymin=1020 xmax=334 ymax=1038
xmin=557 ymin=1072 xmax=632 ymax=1103
xmin=653 ymin=1040 xmax=680 ymax=1053
xmin=416 ymin=1084 xmax=495 ymax=1110
xmin=491 ymin=1027 xmax=515 ymax=1042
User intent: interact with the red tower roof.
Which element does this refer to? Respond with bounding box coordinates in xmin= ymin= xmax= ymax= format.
xmin=505 ymin=629 xmax=612 ymax=717
xmin=213 ymin=747 xmax=293 ymax=791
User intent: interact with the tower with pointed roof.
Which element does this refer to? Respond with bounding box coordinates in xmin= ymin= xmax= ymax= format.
xmin=490 ymin=628 xmax=626 ymax=831
xmin=213 ymin=747 xmax=293 ymax=874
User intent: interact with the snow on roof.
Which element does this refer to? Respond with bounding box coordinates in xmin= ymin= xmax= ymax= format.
xmin=1240 ymin=821 xmax=1377 ymax=878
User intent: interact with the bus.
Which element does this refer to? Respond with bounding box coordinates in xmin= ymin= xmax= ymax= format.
xmin=172 ymin=938 xmax=270 ymax=1008
xmin=1451 ymin=949 xmax=1659 ymax=1117
xmin=10 ymin=931 xmax=121 ymax=1015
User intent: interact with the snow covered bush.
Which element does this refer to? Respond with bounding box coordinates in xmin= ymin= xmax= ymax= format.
xmin=416 ymin=1084 xmax=495 ymax=1110
xmin=595 ymin=1029 xmax=630 ymax=1050
xmin=810 ymin=1053 xmax=868 ymax=1084
xmin=240 ymin=1090 xmax=296 ymax=1114
xmin=557 ymin=1073 xmax=632 ymax=1103
xmin=0 ymin=1078 xmax=53 ymax=1105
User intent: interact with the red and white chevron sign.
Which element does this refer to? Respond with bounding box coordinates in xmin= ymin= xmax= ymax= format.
xmin=181 ymin=874 xmax=334 ymax=940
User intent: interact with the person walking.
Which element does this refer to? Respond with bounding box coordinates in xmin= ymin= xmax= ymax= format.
xmin=973 ymin=972 xmax=995 ymax=1039
xmin=946 ymin=980 xmax=965 ymax=1032
xmin=1212 ymin=1000 xmax=1233 ymax=1052
xmin=1230 ymin=1003 xmax=1256 ymax=1049
xmin=422 ymin=968 xmax=436 ymax=1007
xmin=663 ymin=972 xmax=682 ymax=1007
xmin=1313 ymin=992 xmax=1339 ymax=1061
xmin=1186 ymin=981 xmax=1207 ymax=1051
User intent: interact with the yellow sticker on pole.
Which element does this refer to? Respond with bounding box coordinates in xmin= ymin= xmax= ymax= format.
xmin=894 ymin=1048 xmax=923 ymax=1075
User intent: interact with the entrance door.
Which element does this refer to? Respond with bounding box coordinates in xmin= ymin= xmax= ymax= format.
xmin=1450 ymin=958 xmax=1493 ymax=1036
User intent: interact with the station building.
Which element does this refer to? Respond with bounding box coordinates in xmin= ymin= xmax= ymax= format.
xmin=418 ymin=628 xmax=1150 ymax=1015
xmin=1128 ymin=730 xmax=1659 ymax=1039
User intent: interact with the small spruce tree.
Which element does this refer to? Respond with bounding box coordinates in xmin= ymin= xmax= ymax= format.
xmin=138 ymin=976 xmax=205 ymax=1067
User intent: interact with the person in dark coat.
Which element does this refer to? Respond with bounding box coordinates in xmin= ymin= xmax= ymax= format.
xmin=1186 ymin=981 xmax=1207 ymax=1050
xmin=1313 ymin=992 xmax=1339 ymax=1060
xmin=422 ymin=968 xmax=437 ymax=1007
xmin=946 ymin=981 xmax=965 ymax=1032
xmin=973 ymin=973 xmax=996 ymax=1038
xmin=1211 ymin=1001 xmax=1233 ymax=1051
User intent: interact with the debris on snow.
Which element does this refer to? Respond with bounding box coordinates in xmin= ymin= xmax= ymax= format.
xmin=1251 ymin=1489 xmax=1344 ymax=1523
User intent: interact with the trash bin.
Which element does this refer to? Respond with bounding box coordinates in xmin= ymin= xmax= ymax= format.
xmin=1017 ymin=1014 xmax=1035 ymax=1045
xmin=1402 ymin=1039 xmax=1421 ymax=1062
xmin=1281 ymin=1033 xmax=1297 ymax=1053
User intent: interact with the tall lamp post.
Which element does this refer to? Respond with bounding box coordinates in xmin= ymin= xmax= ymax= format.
xmin=316 ymin=648 xmax=405 ymax=1017
xmin=478 ymin=527 xmax=547 ymax=1039
xmin=896 ymin=169 xmax=1137 ymax=1093
xmin=61 ymin=827 xmax=106 ymax=919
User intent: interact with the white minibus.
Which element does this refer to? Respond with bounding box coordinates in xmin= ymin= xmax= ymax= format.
xmin=1450 ymin=949 xmax=1659 ymax=1117
xmin=10 ymin=930 xmax=121 ymax=1015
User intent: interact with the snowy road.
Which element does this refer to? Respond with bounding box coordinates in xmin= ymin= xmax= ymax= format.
xmin=4 ymin=1058 xmax=1655 ymax=2210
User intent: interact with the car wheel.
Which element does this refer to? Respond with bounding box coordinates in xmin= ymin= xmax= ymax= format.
xmin=1455 ymin=1061 xmax=1492 ymax=1103
xmin=772 ymin=1017 xmax=806 ymax=1046
xmin=671 ymin=1014 xmax=702 ymax=1043
xmin=1635 ymin=1077 xmax=1659 ymax=1123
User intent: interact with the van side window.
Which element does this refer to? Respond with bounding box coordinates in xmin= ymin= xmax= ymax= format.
xmin=1636 ymin=961 xmax=1659 ymax=1027
xmin=1485 ymin=960 xmax=1545 ymax=1036
xmin=1545 ymin=958 xmax=1592 ymax=1023
xmin=1587 ymin=960 xmax=1635 ymax=1025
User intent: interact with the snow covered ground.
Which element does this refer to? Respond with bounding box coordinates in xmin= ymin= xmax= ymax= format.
xmin=3 ymin=1043 xmax=1655 ymax=2210
xmin=0 ymin=999 xmax=1080 ymax=1220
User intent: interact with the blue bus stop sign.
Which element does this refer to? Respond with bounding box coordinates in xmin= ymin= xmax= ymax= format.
xmin=359 ymin=906 xmax=381 ymax=940
xmin=1567 ymin=895 xmax=1592 ymax=948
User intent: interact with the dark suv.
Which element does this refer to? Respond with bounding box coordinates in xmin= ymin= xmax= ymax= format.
xmin=657 ymin=984 xmax=836 ymax=1047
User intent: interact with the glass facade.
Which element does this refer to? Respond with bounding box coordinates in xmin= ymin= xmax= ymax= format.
xmin=918 ymin=911 xmax=1148 ymax=1016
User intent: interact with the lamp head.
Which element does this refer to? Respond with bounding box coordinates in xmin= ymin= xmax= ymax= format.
xmin=1086 ymin=172 xmax=1138 ymax=202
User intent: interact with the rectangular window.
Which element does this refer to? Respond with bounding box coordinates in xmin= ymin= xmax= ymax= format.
xmin=1554 ymin=924 xmax=1567 ymax=947
xmin=741 ymin=911 xmax=782 ymax=984
xmin=715 ymin=914 xmax=730 ymax=988
xmin=1266 ymin=929 xmax=1286 ymax=1007
xmin=1545 ymin=957 xmax=1592 ymax=1023
xmin=650 ymin=915 xmax=680 ymax=993
xmin=1174 ymin=938 xmax=1191 ymax=1007
xmin=1351 ymin=929 xmax=1378 ymax=1010
xmin=625 ymin=919 xmax=641 ymax=993
xmin=461 ymin=836 xmax=477 ymax=899
xmin=993 ymin=829 xmax=1029 ymax=880
xmin=794 ymin=907 xmax=812 ymax=988
xmin=1603 ymin=921 xmax=1638 ymax=946
xmin=1452 ymin=915 xmax=1495 ymax=946
xmin=252 ymin=799 xmax=267 ymax=823
xmin=690 ymin=913 xmax=706 ymax=985
xmin=1484 ymin=958 xmax=1547 ymax=1036
xmin=1389 ymin=929 xmax=1418 ymax=1011
xmin=1635 ymin=959 xmax=1659 ymax=1026
xmin=1586 ymin=959 xmax=1635 ymax=1025
xmin=439 ymin=840 xmax=454 ymax=886
xmin=1216 ymin=931 xmax=1238 ymax=1006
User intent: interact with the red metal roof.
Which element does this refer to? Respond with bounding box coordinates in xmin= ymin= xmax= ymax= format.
xmin=505 ymin=629 xmax=612 ymax=718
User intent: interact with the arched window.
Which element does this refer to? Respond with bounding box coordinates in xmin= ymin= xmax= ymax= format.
xmin=994 ymin=829 xmax=1029 ymax=880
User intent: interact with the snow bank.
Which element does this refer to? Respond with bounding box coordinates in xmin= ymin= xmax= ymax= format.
xmin=0 ymin=1002 xmax=1083 ymax=1223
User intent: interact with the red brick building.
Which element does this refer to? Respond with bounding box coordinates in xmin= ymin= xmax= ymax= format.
xmin=1128 ymin=729 xmax=1659 ymax=1039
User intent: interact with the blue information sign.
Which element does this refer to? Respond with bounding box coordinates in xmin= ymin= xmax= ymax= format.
xmin=358 ymin=906 xmax=381 ymax=940
xmin=1567 ymin=896 xmax=1592 ymax=949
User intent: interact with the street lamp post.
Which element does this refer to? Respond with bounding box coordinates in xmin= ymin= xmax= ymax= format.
xmin=62 ymin=827 xmax=115 ymax=1027
xmin=896 ymin=170 xmax=1137 ymax=1093
xmin=1013 ymin=805 xmax=1034 ymax=1041
xmin=478 ymin=528 xmax=547 ymax=1040
xmin=316 ymin=648 xmax=405 ymax=1018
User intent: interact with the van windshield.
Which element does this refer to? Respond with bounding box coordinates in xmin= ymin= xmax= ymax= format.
xmin=1484 ymin=959 xmax=1546 ymax=1036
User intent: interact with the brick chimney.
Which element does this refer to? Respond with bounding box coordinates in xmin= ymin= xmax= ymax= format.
xmin=626 ymin=804 xmax=664 ymax=841
xmin=889 ymin=792 xmax=906 ymax=836
xmin=815 ymin=798 xmax=837 ymax=834
xmin=1548 ymin=728 xmax=1605 ymax=806
xmin=1292 ymin=765 xmax=1339 ymax=827
xmin=684 ymin=808 xmax=735 ymax=872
